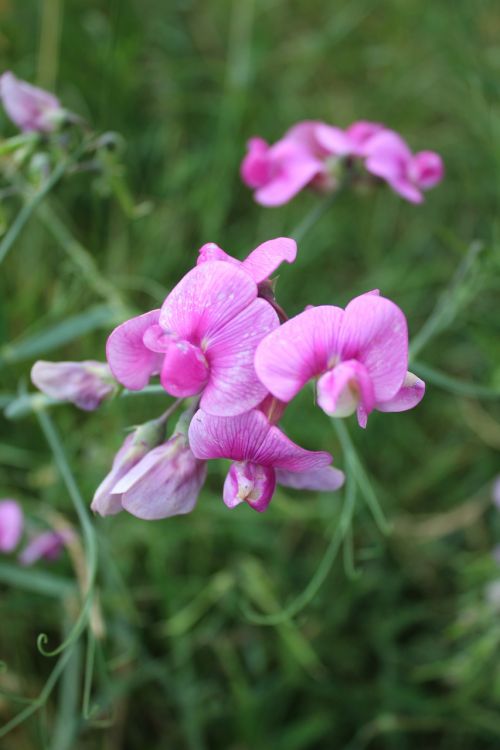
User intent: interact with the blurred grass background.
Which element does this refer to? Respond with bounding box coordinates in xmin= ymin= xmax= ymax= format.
xmin=1 ymin=0 xmax=500 ymax=747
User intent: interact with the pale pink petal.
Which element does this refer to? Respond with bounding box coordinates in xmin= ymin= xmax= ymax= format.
xmin=376 ymin=371 xmax=425 ymax=413
xmin=315 ymin=124 xmax=352 ymax=156
xmin=284 ymin=120 xmax=330 ymax=155
xmin=390 ymin=177 xmax=423 ymax=204
xmin=31 ymin=360 xmax=115 ymax=411
xmin=188 ymin=408 xmax=270 ymax=461
xmin=255 ymin=305 xmax=344 ymax=402
xmin=160 ymin=339 xmax=209 ymax=398
xmin=106 ymin=309 xmax=162 ymax=390
xmin=0 ymin=71 xmax=61 ymax=132
xmin=254 ymin=423 xmax=333 ymax=472
xmin=223 ymin=462 xmax=276 ymax=512
xmin=317 ymin=359 xmax=375 ymax=418
xmin=276 ymin=466 xmax=345 ymax=491
xmin=410 ymin=151 xmax=444 ymax=190
xmin=345 ymin=121 xmax=386 ymax=156
xmin=197 ymin=243 xmax=239 ymax=267
xmin=241 ymin=237 xmax=297 ymax=283
xmin=339 ymin=294 xmax=408 ymax=403
xmin=0 ymin=500 xmax=23 ymax=552
xmin=159 ymin=261 xmax=257 ymax=342
xmin=19 ymin=530 xmax=72 ymax=566
xmin=201 ymin=298 xmax=279 ymax=416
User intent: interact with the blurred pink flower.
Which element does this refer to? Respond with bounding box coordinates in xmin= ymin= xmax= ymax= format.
xmin=0 ymin=500 xmax=23 ymax=553
xmin=0 ymin=71 xmax=63 ymax=133
xmin=197 ymin=237 xmax=297 ymax=283
xmin=107 ymin=261 xmax=279 ymax=416
xmin=255 ymin=290 xmax=425 ymax=428
xmin=493 ymin=477 xmax=500 ymax=509
xmin=31 ymin=360 xmax=117 ymax=411
xmin=108 ymin=433 xmax=207 ymax=520
xmin=91 ymin=418 xmax=166 ymax=516
xmin=189 ymin=408 xmax=343 ymax=512
xmin=19 ymin=529 xmax=73 ymax=566
xmin=364 ymin=130 xmax=443 ymax=203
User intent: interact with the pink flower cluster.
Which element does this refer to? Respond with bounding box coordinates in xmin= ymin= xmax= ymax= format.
xmin=0 ymin=499 xmax=71 ymax=565
xmin=91 ymin=236 xmax=424 ymax=518
xmin=241 ymin=120 xmax=443 ymax=206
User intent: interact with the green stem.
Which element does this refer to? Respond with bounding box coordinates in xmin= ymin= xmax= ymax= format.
xmin=36 ymin=410 xmax=98 ymax=657
xmin=412 ymin=361 xmax=500 ymax=400
xmin=291 ymin=188 xmax=343 ymax=244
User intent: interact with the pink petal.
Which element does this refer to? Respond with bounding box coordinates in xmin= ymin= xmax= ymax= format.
xmin=255 ymin=305 xmax=344 ymax=402
xmin=0 ymin=500 xmax=23 ymax=552
xmin=410 ymin=151 xmax=444 ymax=190
xmin=19 ymin=530 xmax=72 ymax=566
xmin=493 ymin=477 xmax=500 ymax=510
xmin=241 ymin=137 xmax=272 ymax=188
xmin=255 ymin=157 xmax=323 ymax=207
xmin=315 ymin=124 xmax=352 ymax=156
xmin=253 ymin=422 xmax=333 ymax=472
xmin=317 ymin=359 xmax=375 ymax=418
xmin=159 ymin=261 xmax=257 ymax=342
xmin=223 ymin=462 xmax=276 ymax=512
xmin=160 ymin=339 xmax=209 ymax=398
xmin=345 ymin=121 xmax=386 ymax=156
xmin=339 ymin=293 xmax=408 ymax=403
xmin=0 ymin=71 xmax=60 ymax=133
xmin=364 ymin=130 xmax=412 ymax=182
xmin=276 ymin=466 xmax=345 ymax=491
xmin=201 ymin=298 xmax=279 ymax=416
xmin=197 ymin=243 xmax=238 ymax=267
xmin=376 ymin=371 xmax=425 ymax=413
xmin=241 ymin=237 xmax=297 ymax=283
xmin=106 ymin=309 xmax=162 ymax=390
xmin=390 ymin=177 xmax=423 ymax=204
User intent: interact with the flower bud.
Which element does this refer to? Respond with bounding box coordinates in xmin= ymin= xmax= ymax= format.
xmin=31 ymin=360 xmax=117 ymax=411
xmin=0 ymin=71 xmax=64 ymax=133
xmin=112 ymin=433 xmax=207 ymax=520
xmin=91 ymin=417 xmax=167 ymax=517
xmin=0 ymin=499 xmax=23 ymax=553
xmin=19 ymin=529 xmax=73 ymax=566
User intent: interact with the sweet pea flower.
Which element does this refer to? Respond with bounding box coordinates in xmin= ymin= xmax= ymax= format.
xmin=0 ymin=500 xmax=23 ymax=553
xmin=91 ymin=417 xmax=166 ymax=516
xmin=364 ymin=130 xmax=444 ymax=203
xmin=241 ymin=122 xmax=331 ymax=206
xmin=107 ymin=261 xmax=279 ymax=416
xmin=0 ymin=71 xmax=63 ymax=133
xmin=197 ymin=237 xmax=297 ymax=284
xmin=189 ymin=408 xmax=344 ymax=512
xmin=107 ymin=433 xmax=207 ymax=520
xmin=255 ymin=291 xmax=425 ymax=428
xmin=31 ymin=360 xmax=117 ymax=411
xmin=19 ymin=529 xmax=73 ymax=566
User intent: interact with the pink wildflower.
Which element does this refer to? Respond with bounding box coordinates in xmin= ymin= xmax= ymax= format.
xmin=0 ymin=500 xmax=23 ymax=553
xmin=107 ymin=261 xmax=279 ymax=416
xmin=19 ymin=529 xmax=73 ymax=566
xmin=188 ymin=408 xmax=344 ymax=512
xmin=255 ymin=291 xmax=425 ymax=428
xmin=0 ymin=71 xmax=63 ymax=133
xmin=31 ymin=360 xmax=117 ymax=411
xmin=197 ymin=237 xmax=297 ymax=284
xmin=364 ymin=130 xmax=443 ymax=203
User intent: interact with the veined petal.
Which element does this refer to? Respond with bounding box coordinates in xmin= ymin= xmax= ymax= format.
xmin=340 ymin=294 xmax=408 ymax=402
xmin=242 ymin=237 xmax=297 ymax=282
xmin=106 ymin=309 xmax=162 ymax=390
xmin=276 ymin=466 xmax=345 ymax=491
xmin=376 ymin=371 xmax=425 ymax=413
xmin=197 ymin=242 xmax=239 ymax=267
xmin=188 ymin=408 xmax=271 ymax=461
xmin=255 ymin=305 xmax=344 ymax=402
xmin=201 ymin=298 xmax=279 ymax=416
xmin=254 ymin=423 xmax=333 ymax=472
xmin=159 ymin=261 xmax=257 ymax=342
xmin=223 ymin=462 xmax=276 ymax=512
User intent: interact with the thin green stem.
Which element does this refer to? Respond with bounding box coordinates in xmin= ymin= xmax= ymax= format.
xmin=291 ymin=188 xmax=343 ymax=244
xmin=36 ymin=410 xmax=98 ymax=657
xmin=412 ymin=361 xmax=500 ymax=400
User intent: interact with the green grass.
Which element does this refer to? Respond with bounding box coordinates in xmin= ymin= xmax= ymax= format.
xmin=1 ymin=0 xmax=500 ymax=747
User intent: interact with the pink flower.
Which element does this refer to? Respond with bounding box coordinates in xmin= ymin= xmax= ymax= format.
xmin=19 ymin=529 xmax=73 ymax=566
xmin=0 ymin=500 xmax=23 ymax=552
xmin=364 ymin=130 xmax=444 ymax=203
xmin=241 ymin=123 xmax=328 ymax=206
xmin=493 ymin=476 xmax=500 ymax=510
xmin=188 ymin=408 xmax=344 ymax=512
xmin=107 ymin=434 xmax=207 ymax=520
xmin=107 ymin=261 xmax=279 ymax=416
xmin=0 ymin=71 xmax=63 ymax=133
xmin=197 ymin=237 xmax=297 ymax=284
xmin=91 ymin=418 xmax=166 ymax=516
xmin=31 ymin=360 xmax=117 ymax=411
xmin=255 ymin=291 xmax=425 ymax=428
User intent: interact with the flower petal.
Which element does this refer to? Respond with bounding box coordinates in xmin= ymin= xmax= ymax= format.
xmin=241 ymin=237 xmax=297 ymax=283
xmin=317 ymin=359 xmax=375 ymax=418
xmin=255 ymin=157 xmax=323 ymax=207
xmin=0 ymin=500 xmax=23 ymax=552
xmin=339 ymin=293 xmax=408 ymax=403
xmin=160 ymin=339 xmax=209 ymax=398
xmin=106 ymin=309 xmax=162 ymax=390
xmin=255 ymin=305 xmax=344 ymax=402
xmin=376 ymin=371 xmax=425 ymax=413
xmin=201 ymin=298 xmax=279 ymax=416
xmin=223 ymin=462 xmax=276 ymax=512
xmin=276 ymin=466 xmax=345 ymax=491
xmin=159 ymin=261 xmax=257 ymax=342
